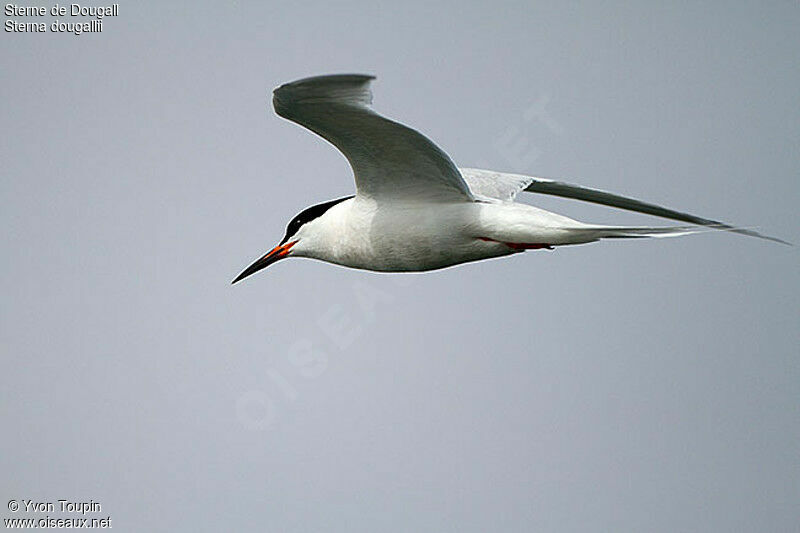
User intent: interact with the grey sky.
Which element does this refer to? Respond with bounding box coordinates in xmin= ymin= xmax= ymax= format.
xmin=2 ymin=1 xmax=798 ymax=531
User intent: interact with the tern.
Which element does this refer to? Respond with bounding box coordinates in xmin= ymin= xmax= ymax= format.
xmin=233 ymin=74 xmax=785 ymax=284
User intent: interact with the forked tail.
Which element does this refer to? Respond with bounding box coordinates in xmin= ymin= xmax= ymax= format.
xmin=563 ymin=224 xmax=720 ymax=244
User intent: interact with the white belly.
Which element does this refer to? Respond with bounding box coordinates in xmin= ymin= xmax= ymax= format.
xmin=303 ymin=198 xmax=585 ymax=272
xmin=312 ymin=200 xmax=506 ymax=271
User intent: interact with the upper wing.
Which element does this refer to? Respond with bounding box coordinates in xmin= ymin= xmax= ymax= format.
xmin=459 ymin=168 xmax=535 ymax=202
xmin=459 ymin=168 xmax=788 ymax=244
xmin=273 ymin=74 xmax=474 ymax=203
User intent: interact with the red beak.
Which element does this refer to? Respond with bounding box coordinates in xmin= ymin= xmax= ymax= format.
xmin=232 ymin=240 xmax=298 ymax=284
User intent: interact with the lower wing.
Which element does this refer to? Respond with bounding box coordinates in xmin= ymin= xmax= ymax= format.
xmin=459 ymin=168 xmax=789 ymax=245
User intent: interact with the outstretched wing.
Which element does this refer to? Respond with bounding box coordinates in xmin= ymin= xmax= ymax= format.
xmin=459 ymin=168 xmax=788 ymax=244
xmin=273 ymin=74 xmax=473 ymax=203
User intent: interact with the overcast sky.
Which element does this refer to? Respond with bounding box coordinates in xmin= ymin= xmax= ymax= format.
xmin=2 ymin=1 xmax=798 ymax=531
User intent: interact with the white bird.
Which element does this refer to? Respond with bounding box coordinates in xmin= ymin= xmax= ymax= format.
xmin=233 ymin=74 xmax=786 ymax=283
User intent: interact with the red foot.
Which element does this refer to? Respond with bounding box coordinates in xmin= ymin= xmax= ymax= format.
xmin=479 ymin=237 xmax=554 ymax=250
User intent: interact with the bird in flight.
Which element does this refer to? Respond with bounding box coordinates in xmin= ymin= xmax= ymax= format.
xmin=233 ymin=74 xmax=785 ymax=284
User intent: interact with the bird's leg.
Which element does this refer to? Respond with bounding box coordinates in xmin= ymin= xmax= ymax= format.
xmin=478 ymin=237 xmax=554 ymax=250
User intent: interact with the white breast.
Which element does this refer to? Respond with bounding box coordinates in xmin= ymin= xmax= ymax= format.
xmin=299 ymin=198 xmax=514 ymax=272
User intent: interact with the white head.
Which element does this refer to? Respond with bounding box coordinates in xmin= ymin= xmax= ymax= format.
xmin=232 ymin=196 xmax=352 ymax=283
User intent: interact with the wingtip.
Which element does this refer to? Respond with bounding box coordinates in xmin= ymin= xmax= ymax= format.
xmin=273 ymin=73 xmax=376 ymax=94
xmin=730 ymin=227 xmax=792 ymax=246
xmin=272 ymin=73 xmax=377 ymax=118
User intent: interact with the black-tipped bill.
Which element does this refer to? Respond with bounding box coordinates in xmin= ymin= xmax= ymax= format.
xmin=232 ymin=240 xmax=297 ymax=284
